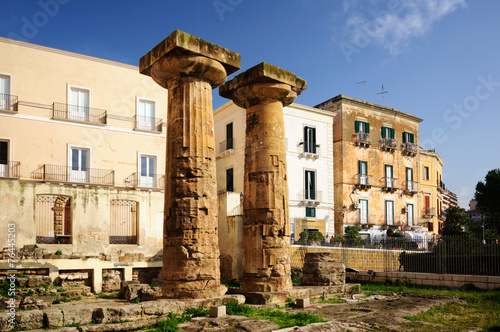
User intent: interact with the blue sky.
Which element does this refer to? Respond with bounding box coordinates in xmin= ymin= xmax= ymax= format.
xmin=1 ymin=0 xmax=499 ymax=208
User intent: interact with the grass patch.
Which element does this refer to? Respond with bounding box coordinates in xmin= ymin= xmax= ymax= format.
xmin=316 ymin=295 xmax=347 ymax=304
xmin=225 ymin=301 xmax=325 ymax=328
xmin=359 ymin=281 xmax=500 ymax=330
xmin=147 ymin=307 xmax=209 ymax=332
xmin=96 ymin=292 xmax=118 ymax=299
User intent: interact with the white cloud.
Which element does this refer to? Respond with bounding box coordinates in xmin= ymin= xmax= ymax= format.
xmin=342 ymin=0 xmax=466 ymax=55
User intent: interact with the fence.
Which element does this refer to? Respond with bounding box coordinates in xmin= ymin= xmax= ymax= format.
xmin=292 ymin=233 xmax=500 ymax=276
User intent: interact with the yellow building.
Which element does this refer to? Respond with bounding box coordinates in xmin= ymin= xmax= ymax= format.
xmin=0 ymin=37 xmax=167 ymax=291
xmin=419 ymin=149 xmax=445 ymax=234
xmin=316 ymin=95 xmax=424 ymax=239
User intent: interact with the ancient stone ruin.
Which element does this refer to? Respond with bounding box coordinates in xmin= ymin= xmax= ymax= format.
xmin=140 ymin=30 xmax=241 ymax=299
xmin=220 ymin=63 xmax=306 ymax=294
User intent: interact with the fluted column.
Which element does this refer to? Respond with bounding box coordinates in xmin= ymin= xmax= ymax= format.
xmin=220 ymin=63 xmax=306 ymax=293
xmin=140 ymin=30 xmax=240 ymax=299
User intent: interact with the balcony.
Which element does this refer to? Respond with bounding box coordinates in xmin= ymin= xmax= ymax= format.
xmin=298 ymin=189 xmax=322 ymax=205
xmin=353 ymin=174 xmax=373 ymax=190
xmin=298 ymin=141 xmax=320 ymax=159
xmin=438 ymin=181 xmax=446 ymax=193
xmin=52 ymin=102 xmax=107 ymax=125
xmin=31 ymin=164 xmax=115 ymax=186
xmin=380 ymin=138 xmax=397 ymax=151
xmin=403 ymin=181 xmax=419 ymax=195
xmin=0 ymin=161 xmax=20 ymax=178
xmin=402 ymin=142 xmax=418 ymax=156
xmin=134 ymin=115 xmax=162 ymax=132
xmin=422 ymin=207 xmax=436 ymax=217
xmin=381 ymin=177 xmax=399 ymax=192
xmin=353 ymin=132 xmax=371 ymax=147
xmin=349 ymin=214 xmax=377 ymax=227
xmin=0 ymin=93 xmax=18 ymax=113
xmin=125 ymin=172 xmax=165 ymax=190
xmin=218 ymin=138 xmax=235 ymax=157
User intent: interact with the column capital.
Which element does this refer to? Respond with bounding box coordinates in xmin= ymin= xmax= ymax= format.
xmin=140 ymin=29 xmax=241 ymax=88
xmin=219 ymin=62 xmax=307 ymax=108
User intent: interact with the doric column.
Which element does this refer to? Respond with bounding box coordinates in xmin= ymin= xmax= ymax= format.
xmin=220 ymin=63 xmax=306 ymax=293
xmin=140 ymin=30 xmax=240 ymax=299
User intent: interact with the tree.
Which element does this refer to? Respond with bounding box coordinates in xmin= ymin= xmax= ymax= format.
xmin=474 ymin=169 xmax=500 ymax=236
xmin=442 ymin=206 xmax=470 ymax=236
xmin=344 ymin=226 xmax=363 ymax=246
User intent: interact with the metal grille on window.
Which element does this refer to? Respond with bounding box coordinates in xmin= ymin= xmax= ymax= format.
xmin=110 ymin=200 xmax=138 ymax=244
xmin=36 ymin=195 xmax=72 ymax=244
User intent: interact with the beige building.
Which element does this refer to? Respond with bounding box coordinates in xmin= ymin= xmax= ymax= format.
xmin=419 ymin=149 xmax=445 ymax=234
xmin=316 ymin=95 xmax=425 ymax=240
xmin=0 ymin=37 xmax=168 ymax=291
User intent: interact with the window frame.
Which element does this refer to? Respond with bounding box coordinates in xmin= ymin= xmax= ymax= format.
xmin=403 ymin=131 xmax=415 ymax=143
xmin=305 ymin=207 xmax=316 ymax=218
xmin=385 ymin=200 xmax=395 ymax=225
xmin=303 ymin=125 xmax=317 ymax=153
xmin=0 ymin=73 xmax=13 ymax=111
xmin=359 ymin=199 xmax=368 ymax=224
xmin=424 ymin=166 xmax=430 ymax=181
xmin=381 ymin=126 xmax=395 ymax=139
xmin=226 ymin=122 xmax=234 ymax=150
xmin=355 ymin=120 xmax=370 ymax=134
xmin=407 ymin=203 xmax=414 ymax=226
xmin=226 ymin=167 xmax=234 ymax=192
xmin=136 ymin=96 xmax=157 ymax=131
xmin=137 ymin=151 xmax=158 ymax=187
xmin=304 ymin=169 xmax=316 ymax=200
xmin=385 ymin=164 xmax=393 ymax=187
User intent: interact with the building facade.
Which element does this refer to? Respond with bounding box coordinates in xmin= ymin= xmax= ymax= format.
xmin=0 ymin=37 xmax=167 ymax=291
xmin=419 ymin=149 xmax=445 ymax=234
xmin=316 ymin=95 xmax=425 ymax=240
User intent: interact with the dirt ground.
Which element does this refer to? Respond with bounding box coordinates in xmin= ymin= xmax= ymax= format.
xmin=180 ymin=293 xmax=474 ymax=332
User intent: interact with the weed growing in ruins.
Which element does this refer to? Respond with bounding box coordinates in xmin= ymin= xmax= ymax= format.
xmin=96 ymin=292 xmax=118 ymax=299
xmin=317 ymin=295 xmax=347 ymax=304
xmin=55 ymin=250 xmax=62 ymax=255
xmin=147 ymin=307 xmax=209 ymax=332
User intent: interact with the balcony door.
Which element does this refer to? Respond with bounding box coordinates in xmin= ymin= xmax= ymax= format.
xmin=406 ymin=167 xmax=413 ymax=190
xmin=385 ymin=165 xmax=393 ymax=187
xmin=70 ymin=148 xmax=89 ymax=183
xmin=140 ymin=155 xmax=156 ymax=187
xmin=69 ymin=87 xmax=89 ymax=122
xmin=358 ymin=161 xmax=368 ymax=185
xmin=359 ymin=199 xmax=368 ymax=224
xmin=407 ymin=203 xmax=414 ymax=226
xmin=304 ymin=126 xmax=316 ymax=153
xmin=386 ymin=200 xmax=395 ymax=225
xmin=137 ymin=99 xmax=155 ymax=131
xmin=305 ymin=170 xmax=316 ymax=200
xmin=0 ymin=75 xmax=10 ymax=110
xmin=0 ymin=141 xmax=8 ymax=177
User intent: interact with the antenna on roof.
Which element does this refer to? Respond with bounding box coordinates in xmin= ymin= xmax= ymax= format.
xmin=356 ymin=81 xmax=367 ymax=101
xmin=377 ymin=84 xmax=388 ymax=106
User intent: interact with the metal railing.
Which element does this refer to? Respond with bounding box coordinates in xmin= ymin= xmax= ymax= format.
xmin=297 ymin=189 xmax=323 ymax=203
xmin=402 ymin=142 xmax=418 ymax=154
xmin=422 ymin=207 xmax=436 ymax=217
xmin=353 ymin=132 xmax=371 ymax=145
xmin=219 ymin=138 xmax=234 ymax=154
xmin=31 ymin=164 xmax=115 ymax=185
xmin=347 ymin=214 xmax=378 ymax=226
xmin=298 ymin=141 xmax=321 ymax=157
xmin=52 ymin=102 xmax=107 ymax=125
xmin=380 ymin=138 xmax=397 ymax=150
xmin=0 ymin=161 xmax=20 ymax=178
xmin=353 ymin=174 xmax=374 ymax=187
xmin=134 ymin=115 xmax=162 ymax=132
xmin=0 ymin=93 xmax=18 ymax=112
xmin=125 ymin=172 xmax=165 ymax=189
xmin=403 ymin=180 xmax=419 ymax=193
xmin=381 ymin=177 xmax=399 ymax=190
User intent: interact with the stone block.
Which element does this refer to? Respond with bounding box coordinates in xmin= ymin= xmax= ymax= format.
xmin=452 ymin=275 xmax=467 ymax=281
xmin=427 ymin=274 xmax=440 ymax=280
xmin=44 ymin=309 xmax=64 ymax=328
xmin=210 ymin=305 xmax=226 ymax=318
xmin=15 ymin=310 xmax=44 ymax=330
xmin=473 ymin=282 xmax=488 ymax=289
xmin=466 ymin=275 xmax=488 ymax=283
xmin=61 ymin=305 xmax=94 ymax=326
xmin=296 ymin=298 xmax=310 ymax=308
xmin=488 ymin=276 xmax=500 ymax=284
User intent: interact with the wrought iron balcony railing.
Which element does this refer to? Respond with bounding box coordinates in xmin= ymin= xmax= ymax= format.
xmin=402 ymin=142 xmax=418 ymax=155
xmin=218 ymin=138 xmax=235 ymax=155
xmin=422 ymin=207 xmax=436 ymax=217
xmin=380 ymin=138 xmax=397 ymax=151
xmin=31 ymin=164 xmax=115 ymax=185
xmin=381 ymin=177 xmax=399 ymax=191
xmin=403 ymin=180 xmax=419 ymax=194
xmin=0 ymin=161 xmax=20 ymax=178
xmin=297 ymin=189 xmax=322 ymax=204
xmin=353 ymin=174 xmax=374 ymax=189
xmin=124 ymin=172 xmax=165 ymax=189
xmin=52 ymin=102 xmax=107 ymax=125
xmin=353 ymin=132 xmax=371 ymax=146
xmin=134 ymin=115 xmax=162 ymax=132
xmin=0 ymin=93 xmax=18 ymax=112
xmin=298 ymin=141 xmax=320 ymax=159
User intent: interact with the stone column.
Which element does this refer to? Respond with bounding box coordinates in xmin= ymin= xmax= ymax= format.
xmin=220 ymin=63 xmax=306 ymax=293
xmin=140 ymin=30 xmax=240 ymax=299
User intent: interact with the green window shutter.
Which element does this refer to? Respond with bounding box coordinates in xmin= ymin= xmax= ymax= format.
xmin=410 ymin=133 xmax=415 ymax=143
xmin=381 ymin=126 xmax=386 ymax=138
xmin=355 ymin=121 xmax=360 ymax=132
xmin=365 ymin=122 xmax=370 ymax=133
xmin=403 ymin=132 xmax=407 ymax=143
xmin=391 ymin=128 xmax=395 ymax=139
xmin=358 ymin=160 xmax=362 ymax=174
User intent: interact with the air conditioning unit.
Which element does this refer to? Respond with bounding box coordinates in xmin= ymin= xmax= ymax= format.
xmin=402 ymin=207 xmax=407 ymax=213
xmin=353 ymin=203 xmax=360 ymax=209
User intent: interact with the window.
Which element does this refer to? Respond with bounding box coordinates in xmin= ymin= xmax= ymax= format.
xmin=381 ymin=126 xmax=395 ymax=139
xmin=0 ymin=74 xmax=10 ymax=110
xmin=424 ymin=166 xmax=429 ymax=180
xmin=407 ymin=204 xmax=414 ymax=226
xmin=304 ymin=126 xmax=316 ymax=153
xmin=359 ymin=199 xmax=368 ymax=224
xmin=385 ymin=200 xmax=394 ymax=225
xmin=136 ymin=98 xmax=155 ymax=131
xmin=306 ymin=207 xmax=316 ymax=218
xmin=305 ymin=170 xmax=316 ymax=200
xmin=385 ymin=164 xmax=393 ymax=187
xmin=70 ymin=147 xmax=89 ymax=183
xmin=355 ymin=120 xmax=369 ymax=133
xmin=406 ymin=167 xmax=414 ymax=190
xmin=425 ymin=195 xmax=430 ymax=215
xmin=226 ymin=167 xmax=234 ymax=192
xmin=36 ymin=195 xmax=72 ymax=244
xmin=110 ymin=200 xmax=138 ymax=244
xmin=68 ymin=86 xmax=90 ymax=122
xmin=226 ymin=122 xmax=233 ymax=150
xmin=140 ymin=155 xmax=156 ymax=187
xmin=403 ymin=131 xmax=415 ymax=143
xmin=358 ymin=161 xmax=368 ymax=185
xmin=0 ymin=140 xmax=8 ymax=177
